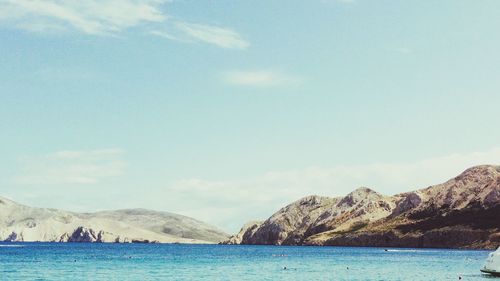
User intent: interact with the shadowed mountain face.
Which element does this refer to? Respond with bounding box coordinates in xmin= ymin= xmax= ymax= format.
xmin=230 ymin=165 xmax=500 ymax=249
xmin=0 ymin=199 xmax=228 ymax=244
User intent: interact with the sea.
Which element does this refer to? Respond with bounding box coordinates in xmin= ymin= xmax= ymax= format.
xmin=0 ymin=243 xmax=494 ymax=280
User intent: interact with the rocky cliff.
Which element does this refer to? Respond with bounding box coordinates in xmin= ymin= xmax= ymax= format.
xmin=230 ymin=165 xmax=500 ymax=249
xmin=0 ymin=198 xmax=228 ymax=243
xmin=222 ymin=221 xmax=263 ymax=244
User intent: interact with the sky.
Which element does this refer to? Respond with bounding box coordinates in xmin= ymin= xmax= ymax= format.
xmin=0 ymin=0 xmax=499 ymax=233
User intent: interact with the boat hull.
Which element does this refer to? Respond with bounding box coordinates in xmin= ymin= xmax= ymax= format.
xmin=481 ymin=269 xmax=500 ymax=277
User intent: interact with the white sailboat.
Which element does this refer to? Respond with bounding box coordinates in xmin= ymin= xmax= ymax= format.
xmin=481 ymin=247 xmax=500 ymax=277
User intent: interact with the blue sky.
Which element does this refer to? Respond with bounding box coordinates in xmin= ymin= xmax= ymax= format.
xmin=1 ymin=0 xmax=499 ymax=232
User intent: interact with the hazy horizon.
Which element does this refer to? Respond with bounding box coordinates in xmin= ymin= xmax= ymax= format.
xmin=1 ymin=0 xmax=500 ymax=233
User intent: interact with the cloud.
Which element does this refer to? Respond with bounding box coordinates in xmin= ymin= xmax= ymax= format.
xmin=174 ymin=22 xmax=249 ymax=49
xmin=148 ymin=30 xmax=189 ymax=43
xmin=0 ymin=0 xmax=166 ymax=35
xmin=222 ymin=70 xmax=301 ymax=87
xmin=157 ymin=147 xmax=500 ymax=232
xmin=262 ymin=147 xmax=500 ymax=196
xmin=14 ymin=148 xmax=127 ymax=185
xmin=0 ymin=0 xmax=249 ymax=49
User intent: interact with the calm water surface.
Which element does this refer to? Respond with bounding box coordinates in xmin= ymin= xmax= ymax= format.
xmin=0 ymin=243 xmax=495 ymax=280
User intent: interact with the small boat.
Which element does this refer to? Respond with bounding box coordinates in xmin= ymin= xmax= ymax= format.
xmin=481 ymin=247 xmax=500 ymax=277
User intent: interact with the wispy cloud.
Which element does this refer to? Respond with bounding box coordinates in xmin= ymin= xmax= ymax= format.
xmin=14 ymin=148 xmax=126 ymax=185
xmin=174 ymin=22 xmax=249 ymax=49
xmin=222 ymin=70 xmax=301 ymax=87
xmin=148 ymin=30 xmax=190 ymax=43
xmin=0 ymin=0 xmax=166 ymax=35
xmin=0 ymin=0 xmax=249 ymax=49
xmin=156 ymin=147 xmax=500 ymax=231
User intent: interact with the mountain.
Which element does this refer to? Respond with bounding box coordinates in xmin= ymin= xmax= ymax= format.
xmin=230 ymin=165 xmax=500 ymax=249
xmin=0 ymin=198 xmax=228 ymax=243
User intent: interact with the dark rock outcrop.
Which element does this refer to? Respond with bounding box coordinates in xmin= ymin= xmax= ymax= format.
xmin=67 ymin=227 xmax=102 ymax=242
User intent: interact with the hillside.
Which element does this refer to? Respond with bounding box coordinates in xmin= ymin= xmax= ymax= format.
xmin=230 ymin=165 xmax=500 ymax=249
xmin=0 ymin=198 xmax=228 ymax=243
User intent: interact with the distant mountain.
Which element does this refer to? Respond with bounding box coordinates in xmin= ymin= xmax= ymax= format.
xmin=228 ymin=165 xmax=500 ymax=249
xmin=0 ymin=198 xmax=228 ymax=243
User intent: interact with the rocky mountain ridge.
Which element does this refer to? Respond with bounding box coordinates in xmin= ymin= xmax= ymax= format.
xmin=228 ymin=165 xmax=500 ymax=249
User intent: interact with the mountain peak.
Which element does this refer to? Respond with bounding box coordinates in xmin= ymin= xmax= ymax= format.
xmin=414 ymin=164 xmax=500 ymax=211
xmin=350 ymin=186 xmax=377 ymax=195
xmin=338 ymin=187 xmax=382 ymax=207
xmin=296 ymin=195 xmax=329 ymax=205
xmin=454 ymin=165 xmax=500 ymax=181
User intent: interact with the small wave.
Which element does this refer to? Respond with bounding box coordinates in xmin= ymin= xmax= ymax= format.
xmin=0 ymin=245 xmax=25 ymax=248
xmin=385 ymin=249 xmax=433 ymax=253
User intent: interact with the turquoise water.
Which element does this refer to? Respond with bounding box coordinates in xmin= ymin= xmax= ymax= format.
xmin=0 ymin=243 xmax=495 ymax=280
